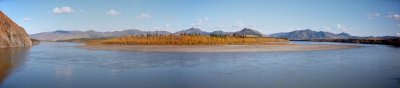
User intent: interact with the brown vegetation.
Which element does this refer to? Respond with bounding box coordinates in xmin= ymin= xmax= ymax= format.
xmin=86 ymin=35 xmax=288 ymax=45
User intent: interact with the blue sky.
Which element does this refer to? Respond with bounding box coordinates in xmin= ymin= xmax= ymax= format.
xmin=0 ymin=0 xmax=399 ymax=36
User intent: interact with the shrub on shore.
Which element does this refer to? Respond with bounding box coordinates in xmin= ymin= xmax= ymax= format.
xmin=86 ymin=35 xmax=288 ymax=45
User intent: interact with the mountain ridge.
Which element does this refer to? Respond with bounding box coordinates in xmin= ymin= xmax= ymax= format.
xmin=31 ymin=28 xmax=265 ymax=41
xmin=269 ymin=29 xmax=353 ymax=40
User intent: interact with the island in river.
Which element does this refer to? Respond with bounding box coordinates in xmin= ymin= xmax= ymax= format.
xmin=34 ymin=28 xmax=360 ymax=52
xmin=76 ymin=34 xmax=359 ymax=52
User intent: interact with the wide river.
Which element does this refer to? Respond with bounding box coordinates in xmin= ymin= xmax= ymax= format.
xmin=0 ymin=41 xmax=399 ymax=88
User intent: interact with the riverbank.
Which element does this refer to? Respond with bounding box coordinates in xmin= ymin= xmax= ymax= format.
xmin=79 ymin=44 xmax=360 ymax=52
xmin=310 ymin=38 xmax=400 ymax=47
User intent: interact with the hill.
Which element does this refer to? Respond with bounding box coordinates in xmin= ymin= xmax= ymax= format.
xmin=269 ymin=29 xmax=352 ymax=40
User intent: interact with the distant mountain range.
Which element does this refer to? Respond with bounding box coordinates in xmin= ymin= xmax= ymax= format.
xmin=31 ymin=28 xmax=265 ymax=41
xmin=269 ymin=29 xmax=353 ymax=40
xmin=31 ymin=29 xmax=171 ymax=41
xmin=31 ymin=28 xmax=400 ymax=41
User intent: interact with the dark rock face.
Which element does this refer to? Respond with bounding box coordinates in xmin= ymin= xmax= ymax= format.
xmin=0 ymin=11 xmax=32 ymax=48
xmin=269 ymin=29 xmax=352 ymax=40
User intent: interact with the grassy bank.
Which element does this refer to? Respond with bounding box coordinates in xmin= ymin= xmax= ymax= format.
xmin=85 ymin=35 xmax=288 ymax=45
xmin=311 ymin=38 xmax=400 ymax=46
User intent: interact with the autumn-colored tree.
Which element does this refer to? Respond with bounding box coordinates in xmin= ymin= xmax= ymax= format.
xmin=86 ymin=35 xmax=288 ymax=45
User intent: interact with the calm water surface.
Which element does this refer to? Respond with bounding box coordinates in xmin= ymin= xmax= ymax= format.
xmin=0 ymin=41 xmax=399 ymax=88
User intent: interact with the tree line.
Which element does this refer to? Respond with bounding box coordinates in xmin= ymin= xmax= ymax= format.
xmin=86 ymin=34 xmax=288 ymax=45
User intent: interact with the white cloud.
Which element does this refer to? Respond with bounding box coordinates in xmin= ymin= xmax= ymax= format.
xmin=232 ymin=21 xmax=245 ymax=27
xmin=107 ymin=9 xmax=120 ymax=16
xmin=286 ymin=27 xmax=303 ymax=32
xmin=204 ymin=17 xmax=209 ymax=21
xmin=336 ymin=24 xmax=349 ymax=32
xmin=52 ymin=6 xmax=74 ymax=14
xmin=387 ymin=12 xmax=400 ymax=21
xmin=137 ymin=13 xmax=151 ymax=19
xmin=23 ymin=17 xmax=31 ymax=21
xmin=152 ymin=26 xmax=161 ymax=30
xmin=165 ymin=24 xmax=171 ymax=28
xmin=214 ymin=24 xmax=230 ymax=28
xmin=367 ymin=13 xmax=380 ymax=19
xmin=397 ymin=33 xmax=400 ymax=37
xmin=193 ymin=17 xmax=209 ymax=26
xmin=336 ymin=24 xmax=343 ymax=28
xmin=322 ymin=26 xmax=332 ymax=31
xmin=194 ymin=19 xmax=204 ymax=25
xmin=317 ymin=24 xmax=355 ymax=33
xmin=211 ymin=21 xmax=252 ymax=29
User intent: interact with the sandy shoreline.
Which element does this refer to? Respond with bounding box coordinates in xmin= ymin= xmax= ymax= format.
xmin=78 ymin=44 xmax=360 ymax=52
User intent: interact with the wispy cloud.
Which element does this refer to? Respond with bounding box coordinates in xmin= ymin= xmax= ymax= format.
xmin=107 ymin=9 xmax=121 ymax=16
xmin=318 ymin=24 xmax=352 ymax=33
xmin=212 ymin=21 xmax=254 ymax=29
xmin=193 ymin=17 xmax=209 ymax=26
xmin=336 ymin=24 xmax=349 ymax=32
xmin=137 ymin=13 xmax=151 ymax=19
xmin=214 ymin=24 xmax=230 ymax=28
xmin=321 ymin=26 xmax=332 ymax=31
xmin=164 ymin=24 xmax=171 ymax=28
xmin=52 ymin=6 xmax=74 ymax=14
xmin=232 ymin=21 xmax=245 ymax=27
xmin=367 ymin=13 xmax=380 ymax=19
xmin=23 ymin=17 xmax=31 ymax=21
xmin=387 ymin=12 xmax=400 ymax=21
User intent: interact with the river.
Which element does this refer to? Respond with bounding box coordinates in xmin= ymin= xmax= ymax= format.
xmin=0 ymin=41 xmax=399 ymax=88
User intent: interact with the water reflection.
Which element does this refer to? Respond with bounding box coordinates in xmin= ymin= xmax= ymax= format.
xmin=0 ymin=47 xmax=30 ymax=84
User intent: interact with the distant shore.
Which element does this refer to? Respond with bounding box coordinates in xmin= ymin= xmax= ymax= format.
xmin=78 ymin=44 xmax=360 ymax=52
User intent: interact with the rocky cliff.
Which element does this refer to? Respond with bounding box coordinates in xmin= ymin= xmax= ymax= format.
xmin=0 ymin=11 xmax=32 ymax=48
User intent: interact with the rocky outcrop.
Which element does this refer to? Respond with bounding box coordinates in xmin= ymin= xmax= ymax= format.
xmin=0 ymin=11 xmax=32 ymax=48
